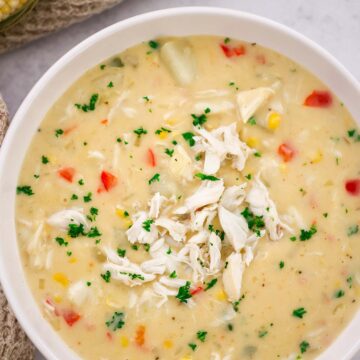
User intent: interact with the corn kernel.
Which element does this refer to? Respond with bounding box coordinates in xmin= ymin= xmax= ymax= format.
xmin=54 ymin=295 xmax=62 ymax=303
xmin=181 ymin=356 xmax=192 ymax=360
xmin=52 ymin=273 xmax=69 ymax=287
xmin=163 ymin=339 xmax=173 ymax=349
xmin=68 ymin=257 xmax=77 ymax=264
xmin=310 ymin=150 xmax=323 ymax=164
xmin=165 ymin=118 xmax=177 ymax=126
xmin=115 ymin=208 xmax=127 ymax=218
xmin=120 ymin=336 xmax=129 ymax=348
xmin=216 ymin=290 xmax=227 ymax=301
xmin=267 ymin=112 xmax=281 ymax=130
xmin=246 ymin=137 xmax=259 ymax=148
xmin=157 ymin=131 xmax=168 ymax=140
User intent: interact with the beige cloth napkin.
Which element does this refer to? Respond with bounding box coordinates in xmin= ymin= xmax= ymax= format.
xmin=0 ymin=1 xmax=124 ymax=358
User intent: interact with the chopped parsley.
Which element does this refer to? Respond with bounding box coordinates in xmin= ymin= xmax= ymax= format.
xmin=16 ymin=185 xmax=34 ymax=196
xmin=55 ymin=129 xmax=64 ymax=137
xmin=41 ymin=155 xmax=49 ymax=164
xmin=182 ymin=132 xmax=196 ymax=147
xmin=155 ymin=127 xmax=171 ymax=135
xmin=68 ymin=223 xmax=86 ymax=238
xmin=148 ymin=173 xmax=160 ymax=185
xmin=196 ymin=330 xmax=207 ymax=342
xmin=254 ymin=151 xmax=262 ymax=157
xmin=224 ymin=37 xmax=230 ymax=44
xmin=195 ymin=173 xmax=220 ymax=181
xmin=142 ymin=219 xmax=154 ymax=232
xmin=86 ymin=281 xmax=91 ymax=287
xmin=120 ymin=272 xmax=145 ymax=281
xmin=258 ymin=329 xmax=268 ymax=338
xmin=299 ymin=225 xmax=317 ymax=241
xmin=208 ymin=224 xmax=225 ymax=241
xmin=133 ymin=127 xmax=148 ymax=137
xmin=83 ymin=192 xmax=92 ymax=203
xmin=248 ymin=116 xmax=257 ymax=125
xmin=334 ymin=289 xmax=345 ymax=298
xmin=33 ymin=174 xmax=40 ymax=179
xmin=299 ymin=340 xmax=310 ymax=354
xmin=172 ymin=140 xmax=178 ymax=145
xmin=323 ymin=212 xmax=328 ymax=218
xmin=100 ymin=64 xmax=106 ymax=70
xmin=165 ymin=148 xmax=174 ymax=157
xmin=117 ymin=248 xmax=126 ymax=258
xmin=55 ymin=237 xmax=68 ymax=247
xmin=290 ymin=236 xmax=297 ymax=241
xmin=347 ymin=224 xmax=359 ymax=236
xmin=131 ymin=244 xmax=138 ymax=251
xmin=347 ymin=128 xmax=360 ymax=142
xmin=148 ymin=40 xmax=159 ymax=49
xmin=87 ymin=227 xmax=102 ymax=238
xmin=166 ymin=247 xmax=172 ymax=255
xmin=191 ymin=113 xmax=207 ymax=127
xmin=107 ymin=81 xmax=114 ymax=88
xmin=204 ymin=278 xmax=217 ymax=291
xmin=75 ymin=93 xmax=99 ymax=112
xmin=292 ymin=307 xmax=307 ymax=319
xmin=279 ymin=260 xmax=285 ymax=269
xmin=71 ymin=194 xmax=78 ymax=200
xmin=227 ymin=323 xmax=233 ymax=331
xmin=89 ymin=207 xmax=98 ymax=219
xmin=110 ymin=57 xmax=124 ymax=68
xmin=232 ymin=294 xmax=245 ymax=312
xmin=241 ymin=207 xmax=265 ymax=235
xmin=143 ymin=243 xmax=150 ymax=252
xmin=66 ymin=251 xmax=72 ymax=256
xmin=78 ymin=179 xmax=84 ymax=185
xmin=188 ymin=343 xmax=197 ymax=351
xmin=245 ymin=173 xmax=252 ymax=180
xmin=101 ymin=270 xmax=111 ymax=283
xmin=176 ymin=281 xmax=192 ymax=303
xmin=169 ymin=271 xmax=177 ymax=279
xmin=195 ymin=154 xmax=202 ymax=161
xmin=105 ymin=311 xmax=125 ymax=331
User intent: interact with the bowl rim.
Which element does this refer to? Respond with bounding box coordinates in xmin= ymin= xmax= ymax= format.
xmin=0 ymin=6 xmax=359 ymax=360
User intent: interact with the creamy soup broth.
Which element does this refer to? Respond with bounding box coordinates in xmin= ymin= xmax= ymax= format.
xmin=16 ymin=36 xmax=360 ymax=360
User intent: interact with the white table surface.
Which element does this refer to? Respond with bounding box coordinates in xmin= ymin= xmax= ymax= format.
xmin=0 ymin=0 xmax=358 ymax=359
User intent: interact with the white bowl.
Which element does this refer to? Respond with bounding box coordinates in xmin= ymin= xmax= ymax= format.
xmin=0 ymin=7 xmax=359 ymax=360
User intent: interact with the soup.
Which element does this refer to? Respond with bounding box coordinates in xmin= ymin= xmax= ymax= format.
xmin=16 ymin=36 xmax=360 ymax=360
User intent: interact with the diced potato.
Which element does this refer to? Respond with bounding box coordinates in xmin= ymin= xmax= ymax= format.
xmin=160 ymin=40 xmax=196 ymax=86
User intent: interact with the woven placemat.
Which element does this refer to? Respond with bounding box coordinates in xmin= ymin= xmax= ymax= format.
xmin=0 ymin=0 xmax=123 ymax=54
xmin=0 ymin=96 xmax=35 ymax=360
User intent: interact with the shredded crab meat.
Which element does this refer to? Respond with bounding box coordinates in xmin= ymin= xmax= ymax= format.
xmin=126 ymin=211 xmax=158 ymax=244
xmin=68 ymin=281 xmax=92 ymax=307
xmin=220 ymin=183 xmax=247 ymax=212
xmin=194 ymin=123 xmax=254 ymax=174
xmin=190 ymin=204 xmax=218 ymax=231
xmin=208 ymin=232 xmax=222 ymax=274
xmin=155 ymin=217 xmax=188 ymax=242
xmin=218 ymin=206 xmax=251 ymax=252
xmin=246 ymin=176 xmax=292 ymax=240
xmin=148 ymin=192 xmax=167 ymax=219
xmin=222 ymin=252 xmax=245 ymax=302
xmin=175 ymin=179 xmax=225 ymax=214
xmin=46 ymin=208 xmax=89 ymax=231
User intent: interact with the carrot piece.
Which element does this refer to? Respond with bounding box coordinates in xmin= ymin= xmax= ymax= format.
xmin=278 ymin=143 xmax=295 ymax=162
xmin=345 ymin=179 xmax=360 ymax=196
xmin=63 ymin=125 xmax=77 ymax=135
xmin=135 ymin=325 xmax=146 ymax=346
xmin=101 ymin=171 xmax=117 ymax=191
xmin=62 ymin=309 xmax=81 ymax=326
xmin=58 ymin=167 xmax=75 ymax=183
xmin=190 ymin=286 xmax=203 ymax=296
xmin=101 ymin=119 xmax=108 ymax=125
xmin=220 ymin=44 xmax=246 ymax=58
xmin=304 ymin=90 xmax=332 ymax=108
xmin=147 ymin=149 xmax=156 ymax=167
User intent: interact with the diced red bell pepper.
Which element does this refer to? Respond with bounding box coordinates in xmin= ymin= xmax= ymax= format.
xmin=220 ymin=44 xmax=246 ymax=58
xmin=345 ymin=179 xmax=360 ymax=196
xmin=190 ymin=286 xmax=203 ymax=296
xmin=278 ymin=143 xmax=295 ymax=162
xmin=100 ymin=119 xmax=108 ymax=125
xmin=147 ymin=149 xmax=156 ymax=167
xmin=304 ymin=90 xmax=332 ymax=108
xmin=58 ymin=167 xmax=75 ymax=183
xmin=101 ymin=171 xmax=117 ymax=191
xmin=62 ymin=309 xmax=81 ymax=326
